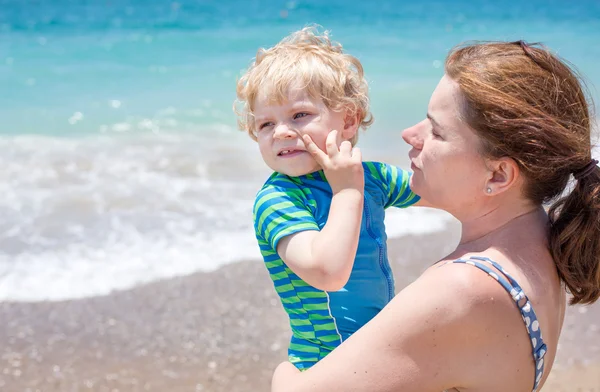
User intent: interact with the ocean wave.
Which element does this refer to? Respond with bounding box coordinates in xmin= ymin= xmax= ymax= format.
xmin=0 ymin=132 xmax=455 ymax=302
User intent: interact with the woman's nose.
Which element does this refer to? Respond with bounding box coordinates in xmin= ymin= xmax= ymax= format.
xmin=401 ymin=120 xmax=425 ymax=149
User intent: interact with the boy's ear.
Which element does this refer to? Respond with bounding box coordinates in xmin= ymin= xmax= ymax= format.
xmin=341 ymin=111 xmax=360 ymax=141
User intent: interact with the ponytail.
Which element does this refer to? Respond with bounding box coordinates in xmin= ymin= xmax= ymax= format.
xmin=548 ymin=165 xmax=600 ymax=305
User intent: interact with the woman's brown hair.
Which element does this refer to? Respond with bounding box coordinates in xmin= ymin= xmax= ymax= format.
xmin=445 ymin=41 xmax=600 ymax=305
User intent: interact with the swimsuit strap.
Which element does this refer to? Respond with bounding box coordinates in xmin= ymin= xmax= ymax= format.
xmin=442 ymin=256 xmax=547 ymax=392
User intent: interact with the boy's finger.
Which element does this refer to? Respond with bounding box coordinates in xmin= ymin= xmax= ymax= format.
xmin=302 ymin=134 xmax=328 ymax=165
xmin=325 ymin=130 xmax=340 ymax=157
xmin=339 ymin=140 xmax=352 ymax=155
xmin=351 ymin=147 xmax=362 ymax=162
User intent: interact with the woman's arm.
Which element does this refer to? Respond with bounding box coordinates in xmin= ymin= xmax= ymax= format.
xmin=413 ymin=196 xmax=433 ymax=208
xmin=271 ymin=264 xmax=513 ymax=392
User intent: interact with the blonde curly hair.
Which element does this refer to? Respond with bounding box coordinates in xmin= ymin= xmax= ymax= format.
xmin=234 ymin=25 xmax=373 ymax=144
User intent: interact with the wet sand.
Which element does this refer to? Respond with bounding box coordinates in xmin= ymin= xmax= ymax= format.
xmin=1 ymin=226 xmax=599 ymax=391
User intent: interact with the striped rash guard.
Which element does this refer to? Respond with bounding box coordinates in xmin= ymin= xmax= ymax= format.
xmin=253 ymin=161 xmax=420 ymax=369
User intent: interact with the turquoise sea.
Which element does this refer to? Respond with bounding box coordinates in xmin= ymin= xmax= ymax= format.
xmin=1 ymin=0 xmax=599 ymax=301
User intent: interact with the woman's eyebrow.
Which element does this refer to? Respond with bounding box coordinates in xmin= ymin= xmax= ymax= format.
xmin=427 ymin=113 xmax=443 ymax=129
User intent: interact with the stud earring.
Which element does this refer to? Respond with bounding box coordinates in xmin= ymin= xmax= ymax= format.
xmin=486 ymin=187 xmax=492 ymax=194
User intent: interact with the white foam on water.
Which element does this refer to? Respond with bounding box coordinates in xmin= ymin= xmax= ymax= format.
xmin=384 ymin=207 xmax=456 ymax=239
xmin=13 ymin=118 xmax=599 ymax=302
xmin=3 ymin=120 xmax=596 ymax=303
xmin=0 ymin=222 xmax=262 ymax=302
xmin=0 ymin=131 xmax=268 ymax=302
xmin=0 ymin=130 xmax=456 ymax=302
xmin=0 ymin=207 xmax=450 ymax=303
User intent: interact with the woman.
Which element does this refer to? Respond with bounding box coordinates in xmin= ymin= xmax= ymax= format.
xmin=271 ymin=41 xmax=600 ymax=392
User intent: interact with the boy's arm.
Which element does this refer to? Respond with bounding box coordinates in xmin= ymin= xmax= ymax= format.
xmin=365 ymin=162 xmax=422 ymax=209
xmin=277 ymin=188 xmax=363 ymax=291
xmin=276 ymin=130 xmax=364 ymax=292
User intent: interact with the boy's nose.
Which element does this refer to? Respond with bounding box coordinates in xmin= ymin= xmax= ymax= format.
xmin=273 ymin=123 xmax=297 ymax=139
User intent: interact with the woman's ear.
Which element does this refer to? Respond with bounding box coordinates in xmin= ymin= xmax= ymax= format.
xmin=485 ymin=157 xmax=520 ymax=195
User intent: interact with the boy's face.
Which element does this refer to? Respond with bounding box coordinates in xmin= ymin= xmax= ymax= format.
xmin=253 ymin=88 xmax=358 ymax=177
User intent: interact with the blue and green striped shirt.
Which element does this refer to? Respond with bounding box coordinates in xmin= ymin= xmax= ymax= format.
xmin=253 ymin=161 xmax=419 ymax=369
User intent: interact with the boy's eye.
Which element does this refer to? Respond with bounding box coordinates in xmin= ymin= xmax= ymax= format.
xmin=259 ymin=121 xmax=273 ymax=130
xmin=294 ymin=112 xmax=309 ymax=119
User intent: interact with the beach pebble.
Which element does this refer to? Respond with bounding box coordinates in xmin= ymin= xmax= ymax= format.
xmin=162 ymin=369 xmax=178 ymax=379
xmin=105 ymin=373 xmax=118 ymax=381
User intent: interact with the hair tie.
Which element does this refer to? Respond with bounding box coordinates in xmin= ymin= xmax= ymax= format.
xmin=573 ymin=159 xmax=599 ymax=180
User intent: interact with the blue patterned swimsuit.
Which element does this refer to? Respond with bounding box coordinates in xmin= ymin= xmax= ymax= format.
xmin=443 ymin=256 xmax=547 ymax=392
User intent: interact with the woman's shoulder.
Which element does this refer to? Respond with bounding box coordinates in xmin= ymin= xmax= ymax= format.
xmin=413 ymin=252 xmax=548 ymax=357
xmin=372 ymin=255 xmax=536 ymax=390
xmin=387 ymin=253 xmax=544 ymax=389
xmin=421 ymin=250 xmax=556 ymax=316
xmin=419 ymin=253 xmax=521 ymax=313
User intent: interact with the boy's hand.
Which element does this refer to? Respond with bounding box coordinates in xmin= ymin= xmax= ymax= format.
xmin=303 ymin=130 xmax=364 ymax=195
xmin=277 ymin=129 xmax=364 ymax=291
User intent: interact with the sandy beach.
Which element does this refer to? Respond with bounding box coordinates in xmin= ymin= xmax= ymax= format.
xmin=1 ymin=225 xmax=599 ymax=392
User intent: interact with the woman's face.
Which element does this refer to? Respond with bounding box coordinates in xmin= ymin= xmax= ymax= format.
xmin=402 ymin=75 xmax=491 ymax=218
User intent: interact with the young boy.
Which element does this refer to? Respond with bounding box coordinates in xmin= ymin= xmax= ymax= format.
xmin=234 ymin=26 xmax=420 ymax=370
